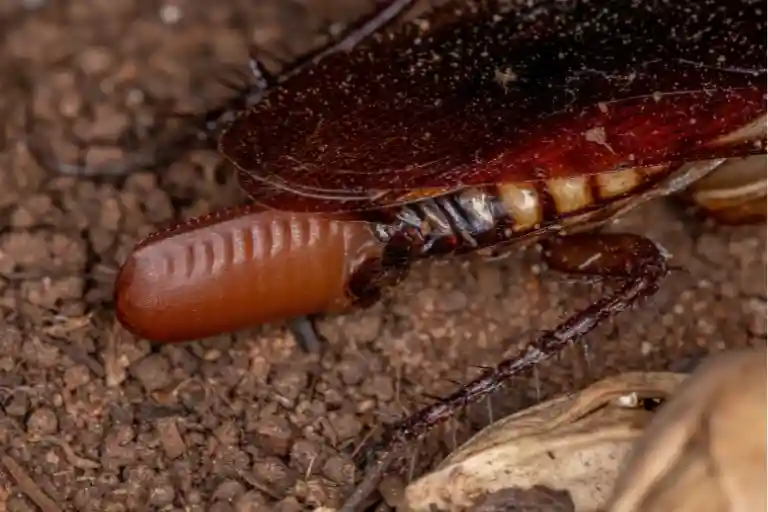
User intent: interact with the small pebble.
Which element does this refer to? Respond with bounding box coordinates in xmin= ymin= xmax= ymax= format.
xmin=326 ymin=412 xmax=362 ymax=443
xmin=271 ymin=369 xmax=308 ymax=408
xmin=212 ymin=480 xmax=245 ymax=502
xmin=321 ymin=455 xmax=355 ymax=486
xmin=234 ymin=491 xmax=268 ymax=511
xmin=337 ymin=358 xmax=367 ymax=386
xmin=63 ymin=364 xmax=91 ymax=389
xmin=289 ymin=439 xmax=323 ymax=474
xmin=254 ymin=416 xmax=294 ymax=457
xmin=27 ymin=407 xmax=58 ymax=435
xmin=5 ymin=391 xmax=29 ymax=417
xmin=148 ymin=481 xmax=175 ymax=507
xmin=129 ymin=354 xmax=173 ymax=392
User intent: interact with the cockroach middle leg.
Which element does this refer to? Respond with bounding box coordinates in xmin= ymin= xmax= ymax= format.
xmin=341 ymin=232 xmax=672 ymax=510
xmin=287 ymin=315 xmax=325 ymax=354
xmin=187 ymin=0 xmax=422 ymax=146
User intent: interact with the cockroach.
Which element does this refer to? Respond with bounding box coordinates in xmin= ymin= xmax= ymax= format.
xmin=115 ymin=0 xmax=766 ymax=346
xmin=106 ymin=0 xmax=765 ymax=506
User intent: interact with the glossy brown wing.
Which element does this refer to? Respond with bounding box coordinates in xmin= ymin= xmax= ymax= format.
xmin=222 ymin=0 xmax=767 ymax=214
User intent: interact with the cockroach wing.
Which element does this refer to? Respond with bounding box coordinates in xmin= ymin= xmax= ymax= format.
xmin=221 ymin=0 xmax=767 ymax=214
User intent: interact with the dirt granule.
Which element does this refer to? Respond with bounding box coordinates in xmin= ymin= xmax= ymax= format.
xmin=0 ymin=1 xmax=765 ymax=510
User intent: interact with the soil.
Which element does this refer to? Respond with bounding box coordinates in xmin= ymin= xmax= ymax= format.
xmin=0 ymin=1 xmax=765 ymax=511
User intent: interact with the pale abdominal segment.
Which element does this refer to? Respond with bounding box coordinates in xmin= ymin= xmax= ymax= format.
xmin=380 ymin=163 xmax=684 ymax=257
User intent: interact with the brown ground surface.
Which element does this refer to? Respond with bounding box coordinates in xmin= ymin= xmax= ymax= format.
xmin=0 ymin=1 xmax=765 ymax=511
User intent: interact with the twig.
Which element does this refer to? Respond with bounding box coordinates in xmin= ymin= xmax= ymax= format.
xmin=0 ymin=453 xmax=61 ymax=512
xmin=338 ymin=446 xmax=402 ymax=512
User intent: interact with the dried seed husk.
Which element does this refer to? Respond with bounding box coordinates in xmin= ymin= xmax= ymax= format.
xmin=606 ymin=346 xmax=767 ymax=512
xmin=401 ymin=371 xmax=686 ymax=512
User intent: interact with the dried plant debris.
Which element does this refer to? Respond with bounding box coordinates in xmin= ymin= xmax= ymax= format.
xmin=400 ymin=371 xmax=686 ymax=512
xmin=469 ymin=487 xmax=576 ymax=512
xmin=605 ymin=345 xmax=767 ymax=512
xmin=400 ymin=346 xmax=767 ymax=512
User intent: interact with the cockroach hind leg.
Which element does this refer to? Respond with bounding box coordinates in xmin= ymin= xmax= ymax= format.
xmin=346 ymin=233 xmax=672 ymax=506
xmin=287 ymin=315 xmax=326 ymax=354
xmin=475 ymin=246 xmax=516 ymax=262
xmin=541 ymin=232 xmax=672 ymax=280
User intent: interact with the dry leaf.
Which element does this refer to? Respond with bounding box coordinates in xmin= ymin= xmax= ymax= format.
xmin=606 ymin=346 xmax=767 ymax=512
xmin=399 ymin=346 xmax=767 ymax=512
xmin=400 ymin=372 xmax=687 ymax=512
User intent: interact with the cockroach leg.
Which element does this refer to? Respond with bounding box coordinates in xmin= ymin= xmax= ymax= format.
xmin=310 ymin=0 xmax=420 ymax=55
xmin=287 ymin=315 xmax=325 ymax=354
xmin=199 ymin=0 xmax=421 ymax=141
xmin=342 ymin=233 xmax=671 ymax=509
xmin=541 ymin=232 xmax=670 ymax=280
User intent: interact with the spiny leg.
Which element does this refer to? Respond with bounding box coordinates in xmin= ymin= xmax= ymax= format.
xmin=541 ymin=231 xmax=651 ymax=385
xmin=272 ymin=0 xmax=421 ymax=80
xmin=287 ymin=315 xmax=325 ymax=354
xmin=214 ymin=0 xmax=421 ymax=136
xmin=341 ymin=232 xmax=672 ymax=510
